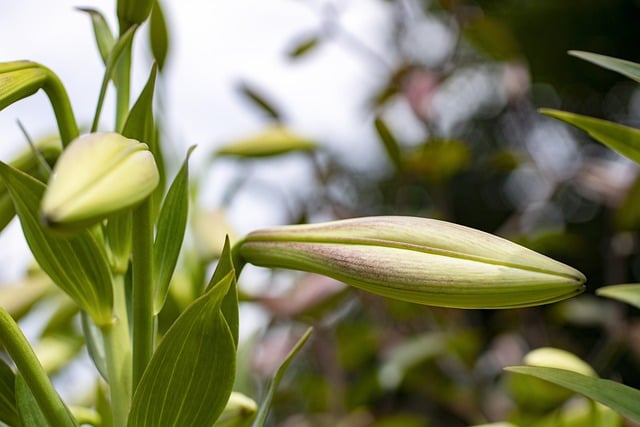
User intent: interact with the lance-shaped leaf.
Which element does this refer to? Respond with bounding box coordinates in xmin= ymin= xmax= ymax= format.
xmin=237 ymin=82 xmax=281 ymax=121
xmin=238 ymin=216 xmax=585 ymax=309
xmin=149 ymin=1 xmax=170 ymax=71
xmin=16 ymin=374 xmax=50 ymax=427
xmin=596 ymin=283 xmax=640 ymax=309
xmin=128 ymin=271 xmax=236 ymax=426
xmin=569 ymin=50 xmax=640 ymax=83
xmin=505 ymin=366 xmax=640 ymax=423
xmin=540 ymin=108 xmax=640 ymax=164
xmin=374 ymin=118 xmax=402 ymax=169
xmin=40 ymin=132 xmax=159 ymax=232
xmin=77 ymin=8 xmax=115 ymax=65
xmin=216 ymin=126 xmax=317 ymax=159
xmin=207 ymin=236 xmax=239 ymax=346
xmin=0 ymin=162 xmax=113 ymax=325
xmin=153 ymin=147 xmax=194 ymax=313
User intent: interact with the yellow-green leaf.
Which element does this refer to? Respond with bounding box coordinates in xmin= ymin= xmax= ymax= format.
xmin=570 ymin=50 xmax=640 ymax=83
xmin=540 ymin=108 xmax=640 ymax=164
xmin=596 ymin=284 xmax=640 ymax=309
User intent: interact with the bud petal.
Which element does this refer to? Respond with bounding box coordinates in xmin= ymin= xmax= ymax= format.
xmin=214 ymin=392 xmax=258 ymax=427
xmin=41 ymin=132 xmax=159 ymax=230
xmin=238 ymin=216 xmax=585 ymax=309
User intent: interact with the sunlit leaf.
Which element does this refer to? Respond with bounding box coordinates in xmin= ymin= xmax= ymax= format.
xmin=569 ymin=50 xmax=640 ymax=83
xmin=540 ymin=108 xmax=640 ymax=164
xmin=237 ymin=82 xmax=281 ymax=121
xmin=153 ymin=146 xmax=194 ymax=314
xmin=128 ymin=272 xmax=236 ymax=426
xmin=0 ymin=163 xmax=113 ymax=326
xmin=505 ymin=366 xmax=640 ymax=422
xmin=149 ymin=1 xmax=169 ymax=71
xmin=0 ymin=358 xmax=18 ymax=426
xmin=251 ymin=327 xmax=313 ymax=427
xmin=596 ymin=284 xmax=640 ymax=309
xmin=77 ymin=8 xmax=115 ymax=65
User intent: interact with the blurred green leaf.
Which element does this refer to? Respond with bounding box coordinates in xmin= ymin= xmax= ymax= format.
xmin=540 ymin=108 xmax=640 ymax=164
xmin=464 ymin=15 xmax=521 ymax=60
xmin=15 ymin=374 xmax=49 ymax=427
xmin=0 ymin=162 xmax=113 ymax=326
xmin=288 ymin=35 xmax=320 ymax=59
xmin=216 ymin=126 xmax=317 ymax=159
xmin=596 ymin=284 xmax=640 ymax=309
xmin=153 ymin=146 xmax=194 ymax=314
xmin=206 ymin=237 xmax=239 ymax=347
xmin=570 ymin=50 xmax=640 ymax=83
xmin=0 ymin=358 xmax=18 ymax=427
xmin=615 ymin=174 xmax=640 ymax=230
xmin=405 ymin=138 xmax=470 ymax=182
xmin=505 ymin=366 xmax=640 ymax=422
xmin=128 ymin=271 xmax=236 ymax=426
xmin=374 ymin=118 xmax=402 ymax=169
xmin=149 ymin=1 xmax=169 ymax=71
xmin=81 ymin=312 xmax=108 ymax=380
xmin=77 ymin=8 xmax=115 ymax=65
xmin=237 ymin=82 xmax=281 ymax=122
xmin=251 ymin=327 xmax=313 ymax=427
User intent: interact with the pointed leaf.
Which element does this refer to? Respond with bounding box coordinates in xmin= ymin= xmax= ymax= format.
xmin=0 ymin=162 xmax=113 ymax=326
xmin=251 ymin=327 xmax=313 ymax=427
xmin=77 ymin=8 xmax=115 ymax=65
xmin=15 ymin=374 xmax=49 ymax=427
xmin=540 ymin=108 xmax=640 ymax=164
xmin=0 ymin=359 xmax=18 ymax=426
xmin=104 ymin=212 xmax=132 ymax=274
xmin=570 ymin=50 xmax=640 ymax=83
xmin=505 ymin=366 xmax=640 ymax=422
xmin=374 ymin=118 xmax=402 ymax=169
xmin=206 ymin=237 xmax=239 ymax=346
xmin=596 ymin=284 xmax=640 ymax=309
xmin=153 ymin=147 xmax=194 ymax=313
xmin=216 ymin=126 xmax=316 ymax=159
xmin=128 ymin=272 xmax=236 ymax=427
xmin=80 ymin=312 xmax=108 ymax=379
xmin=149 ymin=2 xmax=169 ymax=71
xmin=287 ymin=36 xmax=320 ymax=59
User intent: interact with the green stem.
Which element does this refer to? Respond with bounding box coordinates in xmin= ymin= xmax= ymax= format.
xmin=100 ymin=275 xmax=132 ymax=427
xmin=0 ymin=308 xmax=76 ymax=426
xmin=131 ymin=199 xmax=155 ymax=388
xmin=42 ymin=67 xmax=79 ymax=146
xmin=115 ymin=33 xmax=132 ymax=131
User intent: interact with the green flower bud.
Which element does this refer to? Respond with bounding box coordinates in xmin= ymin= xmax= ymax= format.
xmin=41 ymin=132 xmax=159 ymax=231
xmin=238 ymin=216 xmax=585 ymax=309
xmin=216 ymin=126 xmax=317 ymax=159
xmin=213 ymin=392 xmax=257 ymax=427
xmin=117 ymin=0 xmax=154 ymax=28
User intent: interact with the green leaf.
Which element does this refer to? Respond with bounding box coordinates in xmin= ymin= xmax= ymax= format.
xmin=15 ymin=374 xmax=50 ymax=427
xmin=569 ymin=50 xmax=640 ymax=83
xmin=149 ymin=1 xmax=169 ymax=71
xmin=0 ymin=162 xmax=113 ymax=326
xmin=128 ymin=272 xmax=236 ymax=427
xmin=374 ymin=118 xmax=402 ymax=169
xmin=251 ymin=327 xmax=313 ymax=427
xmin=237 ymin=82 xmax=281 ymax=122
xmin=596 ymin=284 xmax=640 ymax=309
xmin=80 ymin=312 xmax=108 ymax=380
xmin=505 ymin=366 xmax=640 ymax=422
xmin=206 ymin=236 xmax=239 ymax=347
xmin=540 ymin=108 xmax=640 ymax=164
xmin=77 ymin=8 xmax=115 ymax=65
xmin=0 ymin=358 xmax=18 ymax=426
xmin=104 ymin=212 xmax=132 ymax=274
xmin=216 ymin=126 xmax=317 ymax=159
xmin=287 ymin=35 xmax=320 ymax=59
xmin=153 ymin=146 xmax=194 ymax=314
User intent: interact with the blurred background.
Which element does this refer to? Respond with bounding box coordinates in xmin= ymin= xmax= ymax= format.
xmin=2 ymin=0 xmax=640 ymax=426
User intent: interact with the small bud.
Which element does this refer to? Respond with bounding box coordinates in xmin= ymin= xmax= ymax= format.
xmin=117 ymin=0 xmax=154 ymax=28
xmin=238 ymin=216 xmax=585 ymax=309
xmin=41 ymin=132 xmax=159 ymax=231
xmin=216 ymin=126 xmax=317 ymax=159
xmin=213 ymin=392 xmax=257 ymax=427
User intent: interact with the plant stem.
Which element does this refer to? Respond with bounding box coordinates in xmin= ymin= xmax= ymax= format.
xmin=100 ymin=275 xmax=132 ymax=427
xmin=42 ymin=67 xmax=79 ymax=146
xmin=0 ymin=308 xmax=77 ymax=426
xmin=131 ymin=199 xmax=155 ymax=388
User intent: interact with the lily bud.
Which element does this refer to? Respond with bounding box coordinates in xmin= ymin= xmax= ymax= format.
xmin=41 ymin=132 xmax=159 ymax=231
xmin=238 ymin=216 xmax=585 ymax=309
xmin=117 ymin=0 xmax=154 ymax=29
xmin=213 ymin=392 xmax=257 ymax=427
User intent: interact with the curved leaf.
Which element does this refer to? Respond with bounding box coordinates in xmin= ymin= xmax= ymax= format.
xmin=570 ymin=50 xmax=640 ymax=83
xmin=596 ymin=284 xmax=640 ymax=309
xmin=77 ymin=8 xmax=115 ymax=65
xmin=128 ymin=272 xmax=236 ymax=427
xmin=0 ymin=358 xmax=18 ymax=426
xmin=16 ymin=374 xmax=49 ymax=427
xmin=0 ymin=162 xmax=113 ymax=326
xmin=540 ymin=108 xmax=640 ymax=164
xmin=207 ymin=237 xmax=238 ymax=346
xmin=505 ymin=366 xmax=640 ymax=422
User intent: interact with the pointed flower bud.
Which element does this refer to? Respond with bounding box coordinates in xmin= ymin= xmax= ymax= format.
xmin=41 ymin=132 xmax=159 ymax=231
xmin=238 ymin=216 xmax=585 ymax=309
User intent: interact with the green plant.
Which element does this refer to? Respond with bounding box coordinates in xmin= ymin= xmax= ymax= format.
xmin=0 ymin=2 xmax=617 ymax=427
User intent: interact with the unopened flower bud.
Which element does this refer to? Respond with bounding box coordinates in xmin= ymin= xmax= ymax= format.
xmin=213 ymin=392 xmax=257 ymax=427
xmin=41 ymin=132 xmax=159 ymax=231
xmin=238 ymin=216 xmax=585 ymax=309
